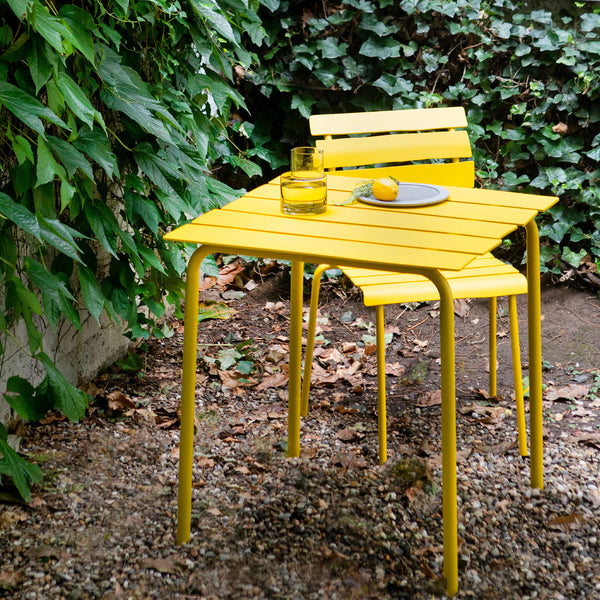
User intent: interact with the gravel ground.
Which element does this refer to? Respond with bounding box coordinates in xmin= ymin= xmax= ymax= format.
xmin=1 ymin=282 xmax=600 ymax=599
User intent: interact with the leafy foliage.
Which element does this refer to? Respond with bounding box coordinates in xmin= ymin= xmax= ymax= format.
xmin=0 ymin=422 xmax=42 ymax=502
xmin=0 ymin=0 xmax=269 ymax=497
xmin=241 ymin=0 xmax=600 ymax=275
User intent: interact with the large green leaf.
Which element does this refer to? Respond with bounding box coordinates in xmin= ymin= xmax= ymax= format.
xmin=134 ymin=144 xmax=188 ymax=217
xmin=4 ymin=377 xmax=52 ymax=422
xmin=24 ymin=256 xmax=75 ymax=301
xmin=0 ymin=82 xmax=67 ymax=137
xmin=12 ymin=135 xmax=35 ymax=165
xmin=0 ymin=192 xmax=41 ymax=241
xmin=98 ymin=45 xmax=181 ymax=143
xmin=189 ymin=0 xmax=237 ymax=45
xmin=27 ymin=0 xmax=71 ymax=55
xmin=55 ymin=71 xmax=96 ymax=129
xmin=46 ymin=135 xmax=94 ymax=180
xmin=58 ymin=4 xmax=97 ymax=64
xmin=0 ymin=430 xmax=43 ymax=502
xmin=36 ymin=136 xmax=66 ymax=187
xmin=72 ymin=127 xmax=119 ymax=179
xmin=38 ymin=215 xmax=84 ymax=263
xmin=38 ymin=353 xmax=88 ymax=422
xmin=126 ymin=193 xmax=161 ymax=236
xmin=27 ymin=39 xmax=54 ymax=94
xmin=83 ymin=202 xmax=119 ymax=257
xmin=6 ymin=0 xmax=32 ymax=20
xmin=78 ymin=266 xmax=106 ymax=324
xmin=187 ymin=73 xmax=247 ymax=110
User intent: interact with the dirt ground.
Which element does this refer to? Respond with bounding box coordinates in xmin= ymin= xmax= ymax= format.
xmin=2 ymin=265 xmax=600 ymax=599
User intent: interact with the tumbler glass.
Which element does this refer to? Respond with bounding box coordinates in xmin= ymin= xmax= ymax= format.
xmin=280 ymin=147 xmax=327 ymax=215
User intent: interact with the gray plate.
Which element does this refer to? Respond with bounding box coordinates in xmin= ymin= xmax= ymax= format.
xmin=358 ymin=182 xmax=449 ymax=207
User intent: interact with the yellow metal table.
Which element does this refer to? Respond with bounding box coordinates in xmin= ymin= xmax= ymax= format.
xmin=164 ymin=174 xmax=557 ymax=596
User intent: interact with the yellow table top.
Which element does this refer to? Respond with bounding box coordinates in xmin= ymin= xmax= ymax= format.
xmin=164 ymin=174 xmax=558 ymax=273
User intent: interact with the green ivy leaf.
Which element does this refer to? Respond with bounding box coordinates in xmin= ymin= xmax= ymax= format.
xmin=83 ymin=202 xmax=119 ymax=258
xmin=12 ymin=135 xmax=34 ymax=165
xmin=5 ymin=376 xmax=52 ymax=422
xmin=359 ymin=37 xmax=401 ymax=59
xmin=38 ymin=352 xmax=88 ymax=422
xmin=586 ymin=146 xmax=600 ymax=162
xmin=373 ymin=73 xmax=413 ymax=96
xmin=79 ymin=266 xmax=106 ymax=324
xmin=55 ymin=71 xmax=96 ymax=129
xmin=0 ymin=430 xmax=43 ymax=503
xmin=0 ymin=81 xmax=68 ymax=137
xmin=317 ymin=38 xmax=348 ymax=59
xmin=0 ymin=192 xmax=41 ymax=241
xmin=561 ymin=247 xmax=587 ymax=268
xmin=72 ymin=127 xmax=119 ymax=180
xmin=236 ymin=360 xmax=254 ymax=375
xmin=46 ymin=135 xmax=94 ymax=180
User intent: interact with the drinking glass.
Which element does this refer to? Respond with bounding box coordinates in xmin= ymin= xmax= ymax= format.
xmin=280 ymin=147 xmax=327 ymax=215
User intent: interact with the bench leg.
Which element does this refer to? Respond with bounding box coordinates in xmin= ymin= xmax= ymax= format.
xmin=509 ymin=295 xmax=528 ymax=456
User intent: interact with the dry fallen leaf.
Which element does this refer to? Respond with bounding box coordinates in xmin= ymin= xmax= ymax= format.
xmin=197 ymin=456 xmax=215 ymax=469
xmin=385 ymin=362 xmax=404 ymax=376
xmin=572 ymin=432 xmax=600 ymax=449
xmin=337 ymin=428 xmax=359 ymax=442
xmin=140 ymin=557 xmax=182 ymax=574
xmin=552 ymin=121 xmax=568 ymax=136
xmin=546 ymin=513 xmax=586 ymax=531
xmin=586 ymin=487 xmax=600 ymax=508
xmin=453 ymin=298 xmax=470 ymax=318
xmin=216 ymin=261 xmax=244 ymax=289
xmin=546 ymin=383 xmax=591 ymax=402
xmin=106 ymin=391 xmax=136 ymax=412
xmin=417 ymin=389 xmax=442 ymax=407
xmin=0 ymin=509 xmax=27 ymax=529
xmin=0 ymin=570 xmax=24 ymax=590
xmin=256 ymin=372 xmax=289 ymax=391
xmin=265 ymin=345 xmax=287 ymax=363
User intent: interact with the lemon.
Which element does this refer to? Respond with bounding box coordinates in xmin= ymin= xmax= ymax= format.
xmin=371 ymin=177 xmax=398 ymax=201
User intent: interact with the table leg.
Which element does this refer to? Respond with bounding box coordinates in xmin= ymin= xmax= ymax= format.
xmin=177 ymin=246 xmax=212 ymax=545
xmin=526 ymin=220 xmax=544 ymax=489
xmin=287 ymin=260 xmax=303 ymax=458
xmin=427 ymin=270 xmax=458 ymax=597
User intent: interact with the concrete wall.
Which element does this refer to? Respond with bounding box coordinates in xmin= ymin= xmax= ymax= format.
xmin=0 ymin=310 xmax=130 ymax=432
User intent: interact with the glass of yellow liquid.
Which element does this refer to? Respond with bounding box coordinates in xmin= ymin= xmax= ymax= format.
xmin=280 ymin=147 xmax=327 ymax=215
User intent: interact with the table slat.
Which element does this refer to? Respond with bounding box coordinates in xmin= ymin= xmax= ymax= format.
xmin=193 ymin=209 xmax=504 ymax=255
xmin=164 ymin=223 xmax=478 ymax=272
xmin=220 ymin=196 xmax=515 ymax=239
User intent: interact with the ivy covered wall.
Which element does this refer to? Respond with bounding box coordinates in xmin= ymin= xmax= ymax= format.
xmin=239 ymin=0 xmax=600 ymax=277
xmin=0 ymin=0 xmax=275 ymax=498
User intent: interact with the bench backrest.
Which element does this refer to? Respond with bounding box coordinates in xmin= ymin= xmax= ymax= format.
xmin=309 ymin=106 xmax=474 ymax=188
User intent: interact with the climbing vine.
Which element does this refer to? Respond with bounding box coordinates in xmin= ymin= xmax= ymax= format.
xmin=0 ymin=0 xmax=272 ymax=498
xmin=240 ymin=0 xmax=600 ymax=276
